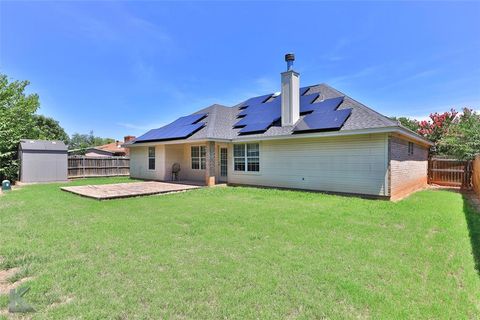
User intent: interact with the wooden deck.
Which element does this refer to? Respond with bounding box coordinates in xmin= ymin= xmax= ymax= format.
xmin=61 ymin=181 xmax=203 ymax=200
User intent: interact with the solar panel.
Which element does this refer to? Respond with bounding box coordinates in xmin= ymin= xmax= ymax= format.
xmin=135 ymin=113 xmax=207 ymax=142
xmin=300 ymin=86 xmax=310 ymax=96
xmin=293 ymin=108 xmax=352 ymax=132
xmin=237 ymin=93 xmax=273 ymax=110
xmin=173 ymin=113 xmax=207 ymax=126
xmin=234 ymin=96 xmax=281 ymax=129
xmin=300 ymin=93 xmax=319 ymax=108
xmin=301 ymin=96 xmax=343 ymax=114
xmin=235 ymin=86 xmax=349 ymax=135
xmin=239 ymin=121 xmax=274 ymax=134
xmin=237 ymin=108 xmax=250 ymax=117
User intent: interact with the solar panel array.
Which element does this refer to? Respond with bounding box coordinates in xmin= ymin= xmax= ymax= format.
xmin=234 ymin=95 xmax=282 ymax=134
xmin=293 ymin=109 xmax=352 ymax=132
xmin=234 ymin=86 xmax=352 ymax=135
xmin=134 ymin=87 xmax=353 ymax=142
xmin=135 ymin=113 xmax=207 ymax=142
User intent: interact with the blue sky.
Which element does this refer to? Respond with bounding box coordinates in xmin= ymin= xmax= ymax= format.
xmin=1 ymin=1 xmax=479 ymax=140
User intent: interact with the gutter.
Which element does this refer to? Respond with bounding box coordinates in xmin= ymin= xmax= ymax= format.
xmin=124 ymin=126 xmax=433 ymax=147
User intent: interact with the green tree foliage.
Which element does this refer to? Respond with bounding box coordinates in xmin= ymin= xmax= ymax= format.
xmin=438 ymin=108 xmax=480 ymax=160
xmin=390 ymin=117 xmax=420 ymax=132
xmin=0 ymin=73 xmax=72 ymax=181
xmin=32 ymin=114 xmax=69 ymax=143
xmin=68 ymin=131 xmax=115 ymax=154
xmin=0 ymin=74 xmax=40 ymax=181
xmin=409 ymin=108 xmax=480 ymax=159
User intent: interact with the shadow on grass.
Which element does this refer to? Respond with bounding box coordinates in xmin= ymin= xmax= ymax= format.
xmin=463 ymin=192 xmax=480 ymax=277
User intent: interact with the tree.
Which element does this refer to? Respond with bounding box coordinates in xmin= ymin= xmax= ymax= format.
xmin=0 ymin=74 xmax=40 ymax=181
xmin=391 ymin=117 xmax=420 ymax=132
xmin=438 ymin=108 xmax=480 ymax=160
xmin=68 ymin=131 xmax=115 ymax=153
xmin=0 ymin=73 xmax=71 ymax=181
xmin=32 ymin=114 xmax=69 ymax=143
xmin=416 ymin=109 xmax=458 ymax=145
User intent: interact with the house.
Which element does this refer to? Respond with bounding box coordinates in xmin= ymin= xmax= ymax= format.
xmin=85 ymin=136 xmax=135 ymax=157
xmin=18 ymin=139 xmax=68 ymax=183
xmin=125 ymin=54 xmax=432 ymax=200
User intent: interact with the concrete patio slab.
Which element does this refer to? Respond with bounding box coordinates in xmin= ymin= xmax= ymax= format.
xmin=61 ymin=181 xmax=202 ymax=200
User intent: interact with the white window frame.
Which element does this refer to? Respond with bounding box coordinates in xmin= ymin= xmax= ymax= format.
xmin=233 ymin=143 xmax=260 ymax=173
xmin=148 ymin=146 xmax=155 ymax=170
xmin=191 ymin=145 xmax=206 ymax=170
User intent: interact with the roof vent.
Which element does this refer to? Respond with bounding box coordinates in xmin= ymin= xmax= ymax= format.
xmin=285 ymin=53 xmax=295 ymax=71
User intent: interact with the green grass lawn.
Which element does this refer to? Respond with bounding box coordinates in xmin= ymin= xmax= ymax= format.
xmin=0 ymin=177 xmax=479 ymax=319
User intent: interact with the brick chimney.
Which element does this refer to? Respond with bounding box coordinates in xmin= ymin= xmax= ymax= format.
xmin=124 ymin=135 xmax=136 ymax=143
xmin=123 ymin=136 xmax=135 ymax=156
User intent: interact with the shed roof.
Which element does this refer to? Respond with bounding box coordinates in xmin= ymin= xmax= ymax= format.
xmin=19 ymin=139 xmax=68 ymax=151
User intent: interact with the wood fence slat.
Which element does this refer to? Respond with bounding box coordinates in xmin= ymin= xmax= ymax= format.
xmin=428 ymin=157 xmax=472 ymax=189
xmin=473 ymin=155 xmax=480 ymax=198
xmin=68 ymin=156 xmax=130 ymax=178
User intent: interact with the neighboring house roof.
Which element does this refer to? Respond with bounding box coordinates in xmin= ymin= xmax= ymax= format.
xmin=19 ymin=139 xmax=67 ymax=152
xmin=129 ymin=83 xmax=432 ymax=146
xmin=87 ymin=141 xmax=127 ymax=155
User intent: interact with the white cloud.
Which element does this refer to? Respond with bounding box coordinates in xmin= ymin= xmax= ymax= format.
xmin=254 ymin=77 xmax=277 ymax=92
xmin=327 ymin=65 xmax=382 ymax=86
xmin=53 ymin=2 xmax=173 ymax=51
xmin=117 ymin=122 xmax=166 ymax=131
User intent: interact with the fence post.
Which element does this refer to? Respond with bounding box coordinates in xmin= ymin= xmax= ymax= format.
xmin=82 ymin=157 xmax=86 ymax=178
xmin=466 ymin=160 xmax=472 ymax=190
xmin=427 ymin=157 xmax=432 ymax=184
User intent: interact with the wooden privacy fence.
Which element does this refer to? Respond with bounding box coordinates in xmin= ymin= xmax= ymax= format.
xmin=68 ymin=156 xmax=130 ymax=178
xmin=428 ymin=157 xmax=472 ymax=188
xmin=473 ymin=155 xmax=480 ymax=198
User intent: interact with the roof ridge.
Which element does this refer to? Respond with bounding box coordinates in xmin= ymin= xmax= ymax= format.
xmin=320 ymin=83 xmax=398 ymax=127
xmin=205 ymin=106 xmax=218 ymax=138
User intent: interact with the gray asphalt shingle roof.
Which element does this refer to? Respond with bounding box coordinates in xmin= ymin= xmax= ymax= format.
xmin=133 ymin=83 xmax=418 ymax=143
xmin=19 ymin=139 xmax=68 ymax=151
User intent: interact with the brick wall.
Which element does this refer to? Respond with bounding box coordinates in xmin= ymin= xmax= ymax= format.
xmin=389 ymin=136 xmax=429 ymax=200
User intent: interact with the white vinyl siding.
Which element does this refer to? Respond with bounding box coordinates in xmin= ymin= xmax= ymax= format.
xmin=228 ymin=134 xmax=389 ymax=196
xmin=129 ymin=143 xmax=206 ymax=182
xmin=129 ymin=145 xmax=166 ymax=180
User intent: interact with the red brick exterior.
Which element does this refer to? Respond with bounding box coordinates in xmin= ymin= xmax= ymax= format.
xmin=389 ymin=136 xmax=429 ymax=200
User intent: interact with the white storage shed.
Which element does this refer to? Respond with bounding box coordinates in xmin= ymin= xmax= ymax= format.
xmin=18 ymin=140 xmax=68 ymax=183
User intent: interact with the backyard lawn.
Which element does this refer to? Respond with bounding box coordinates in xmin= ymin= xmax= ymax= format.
xmin=0 ymin=177 xmax=479 ymax=319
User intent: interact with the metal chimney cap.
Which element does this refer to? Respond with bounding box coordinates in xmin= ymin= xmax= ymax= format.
xmin=285 ymin=53 xmax=295 ymax=62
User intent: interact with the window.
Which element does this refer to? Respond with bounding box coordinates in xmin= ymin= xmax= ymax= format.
xmin=191 ymin=146 xmax=206 ymax=170
xmin=234 ymin=144 xmax=245 ymax=171
xmin=408 ymin=142 xmax=414 ymax=155
xmin=148 ymin=147 xmax=155 ymax=170
xmin=234 ymin=143 xmax=260 ymax=172
xmin=247 ymin=143 xmax=260 ymax=172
